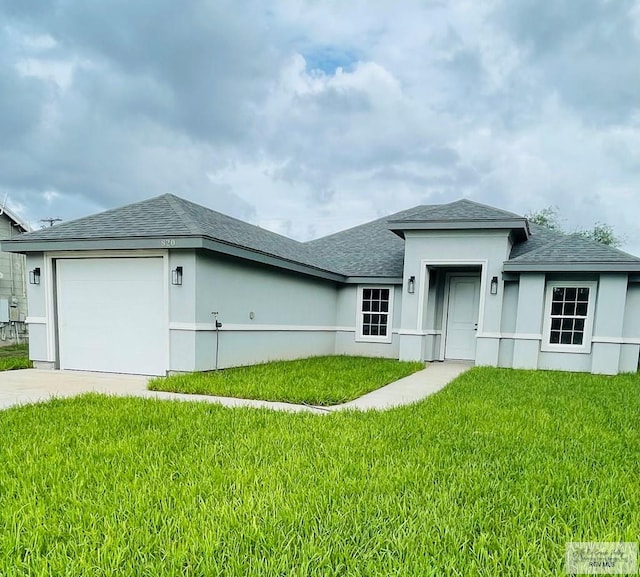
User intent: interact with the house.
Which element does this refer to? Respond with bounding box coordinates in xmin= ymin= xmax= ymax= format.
xmin=0 ymin=205 xmax=30 ymax=340
xmin=2 ymin=194 xmax=639 ymax=376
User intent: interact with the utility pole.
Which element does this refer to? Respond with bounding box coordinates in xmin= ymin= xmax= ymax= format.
xmin=40 ymin=217 xmax=62 ymax=228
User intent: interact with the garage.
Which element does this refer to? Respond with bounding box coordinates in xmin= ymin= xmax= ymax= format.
xmin=56 ymin=257 xmax=166 ymax=375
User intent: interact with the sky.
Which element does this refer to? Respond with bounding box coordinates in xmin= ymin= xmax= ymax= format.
xmin=1 ymin=0 xmax=640 ymax=254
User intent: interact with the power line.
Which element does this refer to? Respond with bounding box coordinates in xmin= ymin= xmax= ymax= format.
xmin=40 ymin=217 xmax=62 ymax=228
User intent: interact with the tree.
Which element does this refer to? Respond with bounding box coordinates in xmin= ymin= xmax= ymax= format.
xmin=526 ymin=206 xmax=621 ymax=247
xmin=576 ymin=223 xmax=621 ymax=247
xmin=525 ymin=206 xmax=562 ymax=231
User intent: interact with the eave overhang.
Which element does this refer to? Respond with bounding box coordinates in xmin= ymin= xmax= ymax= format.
xmin=503 ymin=260 xmax=640 ymax=273
xmin=1 ymin=235 xmax=346 ymax=283
xmin=389 ymin=218 xmax=530 ymax=241
xmin=342 ymin=276 xmax=403 ymax=285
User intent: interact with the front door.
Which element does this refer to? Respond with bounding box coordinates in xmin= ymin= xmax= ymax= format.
xmin=445 ymin=275 xmax=480 ymax=360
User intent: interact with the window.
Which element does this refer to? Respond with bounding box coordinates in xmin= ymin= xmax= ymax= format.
xmin=542 ymin=281 xmax=596 ymax=353
xmin=357 ymin=286 xmax=393 ymax=342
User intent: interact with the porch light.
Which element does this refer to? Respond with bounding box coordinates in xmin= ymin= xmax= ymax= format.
xmin=171 ymin=266 xmax=183 ymax=286
xmin=29 ymin=267 xmax=41 ymax=285
xmin=490 ymin=276 xmax=498 ymax=295
xmin=407 ymin=275 xmax=416 ymax=294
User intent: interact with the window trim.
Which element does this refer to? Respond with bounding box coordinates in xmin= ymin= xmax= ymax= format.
xmin=541 ymin=280 xmax=597 ymax=354
xmin=356 ymin=285 xmax=394 ymax=343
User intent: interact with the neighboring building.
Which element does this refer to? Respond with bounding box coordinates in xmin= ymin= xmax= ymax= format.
xmin=0 ymin=206 xmax=29 ymax=341
xmin=3 ymin=194 xmax=640 ymax=375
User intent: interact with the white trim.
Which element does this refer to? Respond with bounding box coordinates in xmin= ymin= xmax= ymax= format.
xmin=460 ymin=332 xmax=640 ymax=345
xmin=169 ymin=322 xmax=353 ymax=332
xmin=355 ymin=285 xmax=395 ymax=343
xmin=163 ymin=254 xmax=170 ymax=374
xmin=48 ymin=251 xmax=170 ymax=371
xmin=25 ymin=316 xmax=47 ymax=325
xmin=592 ymin=336 xmax=640 ymax=345
xmin=476 ymin=332 xmax=501 ymax=339
xmin=415 ymin=259 xmax=488 ymax=334
xmin=398 ymin=329 xmax=442 ymax=336
xmin=415 ymin=267 xmax=429 ymax=332
xmin=592 ymin=336 xmax=619 ymax=344
xmin=442 ymin=272 xmax=483 ymax=361
xmin=477 ymin=332 xmax=542 ymax=341
xmin=46 ymin=249 xmax=167 ymax=259
xmin=45 ymin=255 xmax=56 ymax=362
xmin=541 ymin=280 xmax=597 ymax=354
xmin=504 ymin=333 xmax=542 ymax=341
xmin=413 ymin=259 xmax=488 ymax=362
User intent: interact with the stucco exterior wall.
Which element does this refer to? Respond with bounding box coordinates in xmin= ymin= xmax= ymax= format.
xmin=505 ymin=273 xmax=638 ymax=374
xmin=20 ymin=236 xmax=640 ymax=376
xmin=497 ymin=280 xmax=519 ymax=367
xmin=179 ymin=251 xmax=339 ymax=370
xmin=399 ymin=229 xmax=512 ymax=363
xmin=333 ymin=284 xmax=402 ymax=358
xmin=621 ymin=282 xmax=640 ymax=372
xmin=25 ymin=253 xmax=48 ymax=365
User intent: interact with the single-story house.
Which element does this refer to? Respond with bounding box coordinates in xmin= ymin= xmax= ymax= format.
xmin=0 ymin=205 xmax=29 ymax=337
xmin=3 ymin=194 xmax=639 ymax=376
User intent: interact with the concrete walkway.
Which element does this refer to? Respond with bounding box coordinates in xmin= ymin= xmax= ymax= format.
xmin=0 ymin=361 xmax=472 ymax=413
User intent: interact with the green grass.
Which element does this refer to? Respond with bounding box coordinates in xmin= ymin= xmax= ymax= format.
xmin=0 ymin=368 xmax=637 ymax=576
xmin=0 ymin=342 xmax=31 ymax=370
xmin=148 ymin=355 xmax=425 ymax=405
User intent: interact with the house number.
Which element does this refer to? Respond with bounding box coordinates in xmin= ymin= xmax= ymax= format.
xmin=160 ymin=239 xmax=176 ymax=247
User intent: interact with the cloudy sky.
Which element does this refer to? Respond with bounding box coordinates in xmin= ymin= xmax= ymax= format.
xmin=2 ymin=0 xmax=640 ymax=253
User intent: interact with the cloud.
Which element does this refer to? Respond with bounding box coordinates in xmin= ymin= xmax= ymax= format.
xmin=0 ymin=0 xmax=638 ymax=255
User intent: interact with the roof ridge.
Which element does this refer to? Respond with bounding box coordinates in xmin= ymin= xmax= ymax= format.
xmin=306 ymin=204 xmax=438 ymax=244
xmin=172 ymin=194 xmax=313 ymax=247
xmin=429 ymin=198 xmax=523 ymax=220
xmin=162 ymin=194 xmax=204 ymax=235
xmin=17 ymin=194 xmax=167 ymax=237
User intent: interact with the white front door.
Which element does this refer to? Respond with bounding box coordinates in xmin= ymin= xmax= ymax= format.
xmin=445 ymin=275 xmax=480 ymax=360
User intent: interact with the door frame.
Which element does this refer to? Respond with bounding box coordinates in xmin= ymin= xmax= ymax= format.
xmin=441 ymin=272 xmax=482 ymax=361
xmin=414 ymin=259 xmax=488 ymax=362
xmin=45 ymin=250 xmax=170 ymax=372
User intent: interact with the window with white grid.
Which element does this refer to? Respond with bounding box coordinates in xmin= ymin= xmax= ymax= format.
xmin=542 ymin=281 xmax=596 ymax=353
xmin=357 ymin=286 xmax=393 ymax=342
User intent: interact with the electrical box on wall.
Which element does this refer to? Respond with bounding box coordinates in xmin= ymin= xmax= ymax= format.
xmin=0 ymin=299 xmax=7 ymax=323
xmin=9 ymin=307 xmax=20 ymax=322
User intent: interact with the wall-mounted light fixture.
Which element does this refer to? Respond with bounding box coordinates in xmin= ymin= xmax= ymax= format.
xmin=490 ymin=276 xmax=498 ymax=295
xmin=407 ymin=275 xmax=416 ymax=294
xmin=29 ymin=267 xmax=41 ymax=285
xmin=171 ymin=266 xmax=183 ymax=286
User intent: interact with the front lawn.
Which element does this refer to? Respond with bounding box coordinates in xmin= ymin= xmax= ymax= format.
xmin=148 ymin=355 xmax=425 ymax=405
xmin=0 ymin=342 xmax=31 ymax=371
xmin=0 ymin=368 xmax=637 ymax=575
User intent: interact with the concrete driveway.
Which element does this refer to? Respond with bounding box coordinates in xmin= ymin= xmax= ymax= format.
xmin=0 ymin=369 xmax=150 ymax=409
xmin=0 ymin=361 xmax=472 ymax=413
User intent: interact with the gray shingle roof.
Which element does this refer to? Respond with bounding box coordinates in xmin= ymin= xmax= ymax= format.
xmin=306 ymin=207 xmax=433 ymax=278
xmin=9 ymin=194 xmax=338 ymax=275
xmin=390 ymin=198 xmax=522 ymax=222
xmin=6 ymin=194 xmax=640 ymax=278
xmin=508 ymin=232 xmax=640 ymax=264
xmin=508 ymin=223 xmax=566 ymax=259
xmin=13 ymin=195 xmax=195 ymax=240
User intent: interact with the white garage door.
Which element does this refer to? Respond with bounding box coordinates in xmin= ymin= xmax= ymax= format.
xmin=57 ymin=258 xmax=166 ymax=375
